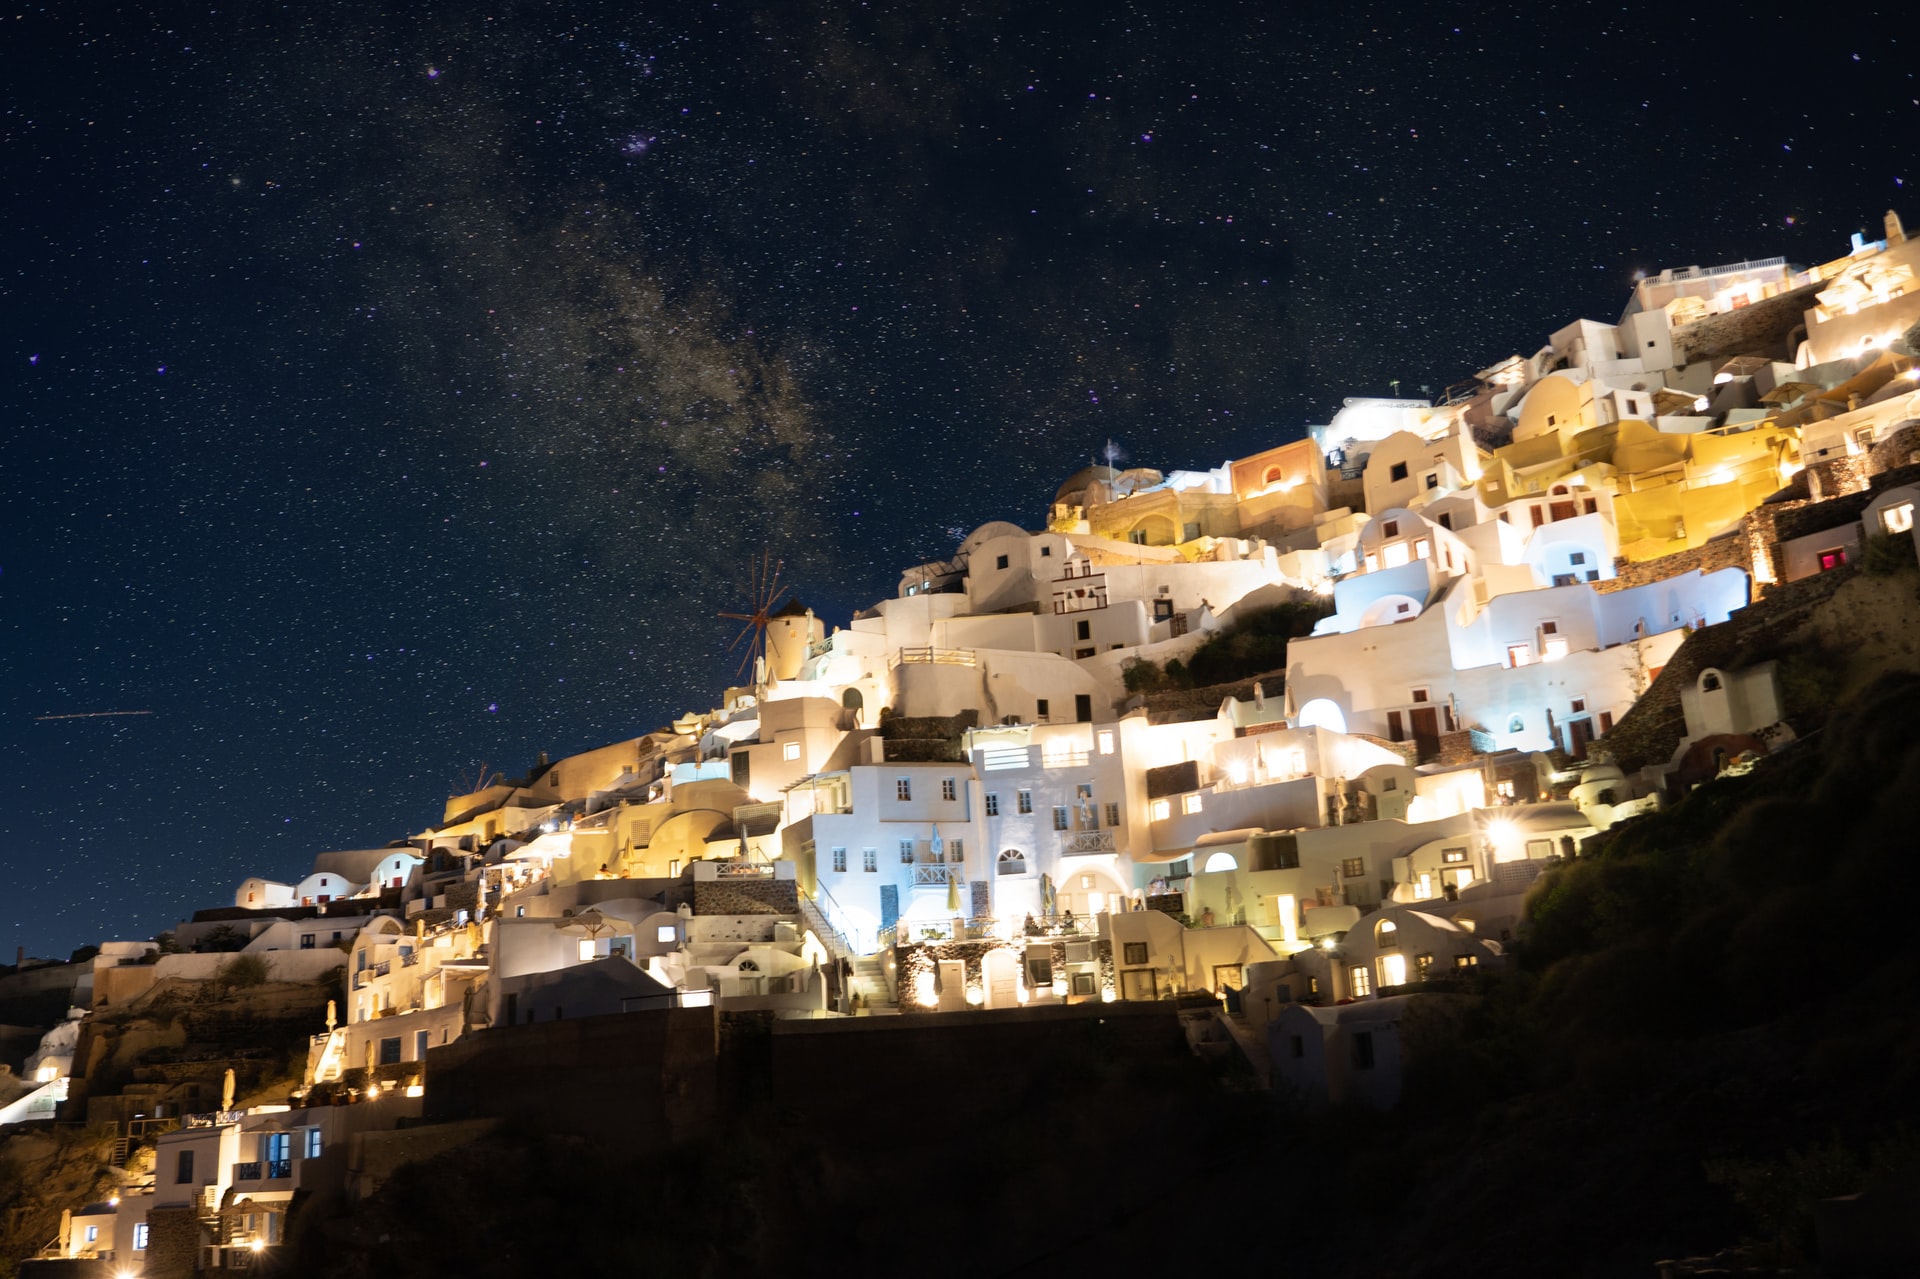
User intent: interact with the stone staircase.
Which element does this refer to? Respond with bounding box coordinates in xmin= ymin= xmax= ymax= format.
xmin=850 ymin=954 xmax=899 ymax=1014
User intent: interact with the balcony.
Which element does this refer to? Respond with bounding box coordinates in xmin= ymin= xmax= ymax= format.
xmin=1060 ymin=830 xmax=1116 ymax=856
xmin=911 ymin=864 xmax=955 ymax=886
xmin=1040 ymin=750 xmax=1090 ymax=769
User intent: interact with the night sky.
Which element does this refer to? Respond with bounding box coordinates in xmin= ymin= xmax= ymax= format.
xmin=2 ymin=2 xmax=1909 ymax=958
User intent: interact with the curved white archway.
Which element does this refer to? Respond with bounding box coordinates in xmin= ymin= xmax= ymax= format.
xmin=1296 ymin=698 xmax=1347 ymax=734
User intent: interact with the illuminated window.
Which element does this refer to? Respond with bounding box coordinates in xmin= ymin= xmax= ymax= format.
xmin=134 ymin=1224 xmax=150 ymax=1251
xmin=896 ymin=777 xmax=912 ymax=801
xmin=1383 ymin=541 xmax=1410 ymax=568
xmin=1819 ymin=547 xmax=1847 ymax=571
xmin=1181 ymin=794 xmax=1203 ymax=815
xmin=1442 ymin=848 xmax=1467 ymax=864
xmin=1454 ymin=953 xmax=1480 ymax=969
xmin=941 ymin=777 xmax=957 ymax=801
xmin=1150 ymin=799 xmax=1171 ymax=821
xmin=1414 ymin=538 xmax=1431 ymax=559
xmin=1097 ymin=730 xmax=1115 ymax=755
xmin=1884 ymin=503 xmax=1915 ymax=534
xmin=1349 ymin=965 xmax=1373 ymax=998
xmin=783 ymin=741 xmax=801 ymax=761
xmin=1507 ymin=643 xmax=1532 ymax=668
xmin=1415 ymin=954 xmax=1433 ymax=979
xmin=1203 ymin=851 xmax=1238 ymax=872
xmin=1542 ymin=638 xmax=1569 ymax=661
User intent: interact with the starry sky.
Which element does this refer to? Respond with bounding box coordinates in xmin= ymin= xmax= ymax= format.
xmin=1 ymin=2 xmax=1910 ymax=958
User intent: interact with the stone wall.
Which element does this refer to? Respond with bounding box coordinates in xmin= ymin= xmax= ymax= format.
xmin=422 ymin=1007 xmax=717 ymax=1148
xmin=1601 ymin=535 xmax=1749 ymax=593
xmin=1867 ymin=424 xmax=1920 ymax=476
xmin=1671 ymin=280 xmax=1824 ymax=367
xmin=142 ymin=1206 xmax=203 ymax=1279
xmin=693 ymin=877 xmax=799 ymax=916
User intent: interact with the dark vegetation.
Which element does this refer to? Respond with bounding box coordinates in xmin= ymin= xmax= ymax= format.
xmin=1124 ymin=597 xmax=1330 ymax=693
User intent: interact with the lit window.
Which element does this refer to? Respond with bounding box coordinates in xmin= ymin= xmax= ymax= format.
xmin=1096 ymin=730 xmax=1115 ymax=755
xmin=1150 ymin=799 xmax=1171 ymax=821
xmin=1203 ymin=851 xmax=1238 ymax=872
xmin=1507 ymin=644 xmax=1532 ymax=668
xmin=1543 ymin=638 xmax=1569 ymax=662
xmin=1454 ymin=953 xmax=1480 ymax=970
xmin=1349 ymin=965 xmax=1373 ymax=998
xmin=1181 ymin=794 xmax=1203 ymax=815
xmin=1376 ymin=919 xmax=1398 ymax=946
xmin=1884 ymin=503 xmax=1915 ymax=534
xmin=1414 ymin=539 xmax=1431 ymax=559
xmin=783 ymin=741 xmax=801 ymax=761
xmin=1382 ymin=541 xmax=1410 ymax=568
xmin=134 ymin=1224 xmax=150 ymax=1251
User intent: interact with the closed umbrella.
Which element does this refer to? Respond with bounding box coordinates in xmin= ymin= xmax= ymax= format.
xmin=1041 ymin=872 xmax=1057 ymax=918
xmin=946 ymin=867 xmax=961 ymax=916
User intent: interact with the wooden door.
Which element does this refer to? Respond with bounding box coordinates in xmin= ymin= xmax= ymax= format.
xmin=1410 ymin=706 xmax=1441 ymax=762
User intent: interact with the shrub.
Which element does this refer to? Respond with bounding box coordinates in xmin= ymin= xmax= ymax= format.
xmin=217 ymin=953 xmax=272 ymax=989
xmin=1859 ymin=531 xmax=1917 ymax=576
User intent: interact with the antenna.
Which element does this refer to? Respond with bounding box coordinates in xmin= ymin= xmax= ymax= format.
xmin=718 ymin=550 xmax=791 ymax=688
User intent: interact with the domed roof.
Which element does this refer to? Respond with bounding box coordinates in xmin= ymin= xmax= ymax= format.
xmin=1053 ymin=465 xmax=1122 ymax=505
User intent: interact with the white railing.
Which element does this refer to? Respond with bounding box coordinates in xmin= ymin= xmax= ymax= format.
xmin=911 ymin=864 xmax=955 ymax=886
xmin=979 ymin=746 xmax=1030 ymax=772
xmin=1042 ymin=750 xmax=1090 ymax=769
xmin=891 ymin=646 xmax=977 ymax=668
xmin=1061 ymin=830 xmax=1116 ymax=855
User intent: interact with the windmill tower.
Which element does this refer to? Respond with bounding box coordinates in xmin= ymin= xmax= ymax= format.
xmin=719 ymin=550 xmax=790 ymax=693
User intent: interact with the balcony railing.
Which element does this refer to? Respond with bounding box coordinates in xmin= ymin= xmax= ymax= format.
xmin=184 ymin=1110 xmax=244 ymax=1129
xmin=234 ymin=1161 xmax=262 ymax=1181
xmin=1061 ymin=830 xmax=1116 ymax=855
xmin=911 ymin=864 xmax=955 ymax=886
xmin=892 ymin=646 xmax=977 ymax=668
xmin=1041 ymin=750 xmax=1090 ymax=769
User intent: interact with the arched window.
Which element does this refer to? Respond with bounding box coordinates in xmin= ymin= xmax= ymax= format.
xmin=1202 ymin=851 xmax=1238 ymax=873
xmin=842 ymin=688 xmax=864 ymax=710
xmin=1264 ymin=465 xmax=1284 ymax=484
xmin=1376 ymin=919 xmax=1399 ymax=948
xmin=997 ymin=849 xmax=1028 ymax=876
xmin=1701 ymin=671 xmax=1722 ymax=693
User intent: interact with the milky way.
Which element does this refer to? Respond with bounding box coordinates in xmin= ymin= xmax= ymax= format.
xmin=0 ymin=1 xmax=1910 ymax=954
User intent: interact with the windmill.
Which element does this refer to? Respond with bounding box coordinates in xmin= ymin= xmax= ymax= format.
xmin=453 ymin=762 xmax=502 ymax=796
xmin=718 ymin=550 xmax=790 ymax=689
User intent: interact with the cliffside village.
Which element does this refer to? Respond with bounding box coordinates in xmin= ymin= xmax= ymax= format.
xmin=10 ymin=211 xmax=1920 ymax=1274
